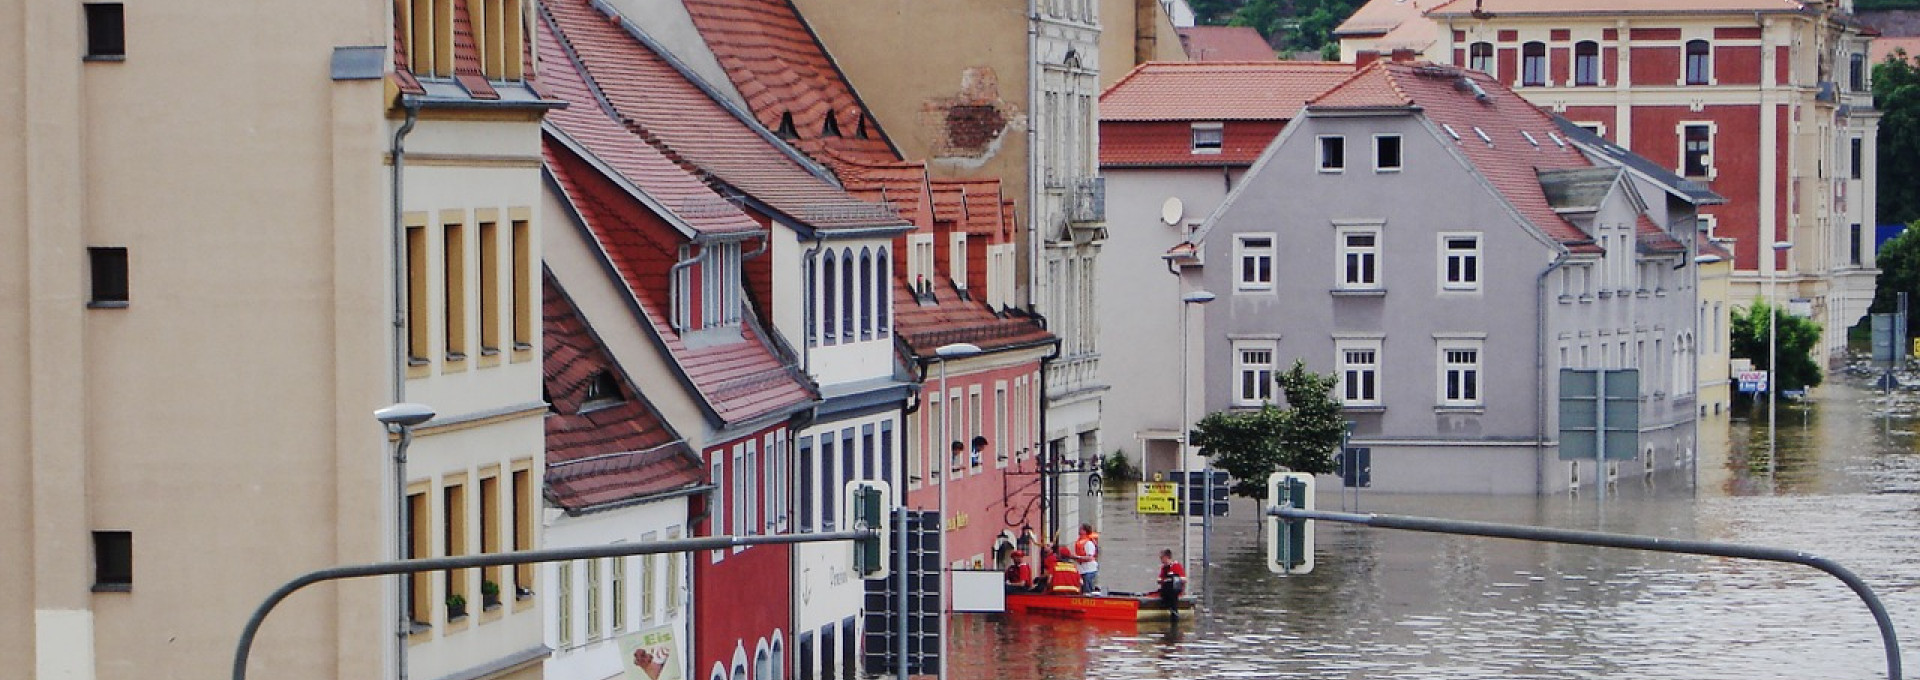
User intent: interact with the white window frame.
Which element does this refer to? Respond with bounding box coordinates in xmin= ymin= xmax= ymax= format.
xmin=1437 ymin=340 xmax=1484 ymax=408
xmin=949 ymin=232 xmax=968 ymax=291
xmin=1336 ymin=225 xmax=1381 ymax=290
xmin=1678 ymin=121 xmax=1716 ymax=180
xmin=1191 ymin=122 xmax=1224 ymax=155
xmin=1682 ymin=38 xmax=1713 ymax=86
xmin=1234 ymin=233 xmax=1275 ymax=293
xmin=1372 ymin=134 xmax=1403 ymax=173
xmin=1439 ymin=232 xmax=1482 ymax=292
xmin=907 ymin=233 xmax=935 ymax=297
xmin=1317 ymin=135 xmax=1346 ymax=173
xmin=1232 ymin=341 xmax=1276 ymax=407
xmin=1336 ymin=338 xmax=1382 ymax=407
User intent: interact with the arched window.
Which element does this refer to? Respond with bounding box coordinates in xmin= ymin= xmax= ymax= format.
xmin=859 ymin=248 xmax=873 ymax=340
xmin=1574 ymin=41 xmax=1599 ymax=86
xmin=1468 ymin=41 xmax=1494 ymax=74
xmin=1521 ymin=41 xmax=1546 ymax=86
xmin=841 ymin=248 xmax=856 ymax=338
xmin=755 ymin=641 xmax=772 ymax=680
xmin=771 ymin=633 xmax=785 ymax=680
xmin=1685 ymin=39 xmax=1711 ymax=84
xmin=876 ymin=248 xmax=891 ymax=335
xmin=822 ymin=251 xmax=838 ymax=343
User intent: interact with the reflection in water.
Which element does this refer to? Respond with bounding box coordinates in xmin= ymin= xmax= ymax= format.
xmin=948 ymin=382 xmax=1920 ymax=680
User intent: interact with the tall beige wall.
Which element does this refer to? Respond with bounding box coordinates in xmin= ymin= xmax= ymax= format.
xmin=2 ymin=1 xmax=392 ymax=679
xmin=1100 ymin=0 xmax=1188 ymax=88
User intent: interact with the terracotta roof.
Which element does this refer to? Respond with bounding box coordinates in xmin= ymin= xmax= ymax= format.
xmin=1101 ymin=61 xmax=1358 ymax=122
xmin=1335 ymin=0 xmax=1443 ymax=51
xmin=544 ymin=273 xmax=705 ymax=513
xmin=392 ymin=0 xmax=542 ymax=102
xmin=540 ymin=0 xmax=908 ymax=235
xmin=1428 ymin=0 xmax=1810 ymax=16
xmin=1698 ymin=232 xmax=1735 ymax=261
xmin=546 ymin=137 xmax=818 ymax=425
xmin=1101 ymin=120 xmax=1288 ymax=167
xmin=1636 ymin=214 xmax=1687 ymax=254
xmin=538 ymin=16 xmax=762 ymax=237
xmin=1871 ymin=37 xmax=1920 ymax=66
xmin=1311 ymin=62 xmax=1598 ymax=252
xmin=892 ymin=281 xmax=1054 ymax=357
xmin=679 ymin=0 xmax=900 ymax=171
xmin=1176 ymin=26 xmax=1276 ymax=61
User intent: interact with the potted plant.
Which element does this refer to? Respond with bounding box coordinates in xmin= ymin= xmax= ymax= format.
xmin=446 ymin=593 xmax=468 ymax=620
xmin=481 ymin=580 xmax=502 ymax=610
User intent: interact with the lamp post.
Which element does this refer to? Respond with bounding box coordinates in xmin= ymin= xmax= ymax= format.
xmin=931 ymin=342 xmax=979 ymax=680
xmin=1768 ymin=241 xmax=1792 ymax=470
xmin=1178 ymin=290 xmax=1215 ymax=578
xmin=375 ymin=403 xmax=435 ymax=680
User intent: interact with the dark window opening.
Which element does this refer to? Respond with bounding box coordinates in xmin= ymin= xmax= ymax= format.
xmin=856 ymin=115 xmax=870 ymax=139
xmin=93 ymin=530 xmax=132 ymax=591
xmin=776 ymin=111 xmax=799 ymax=140
xmin=823 ymin=110 xmax=842 ymax=138
xmin=84 ymin=3 xmax=125 ymax=60
xmin=1521 ymin=42 xmax=1546 ymax=86
xmin=1468 ymin=42 xmax=1493 ymax=74
xmin=1850 ymin=53 xmax=1867 ymax=92
xmin=1851 ymin=138 xmax=1863 ymax=179
xmin=88 ymin=246 xmax=129 ymax=307
xmin=1319 ymin=136 xmax=1345 ymax=171
xmin=1375 ymin=135 xmax=1402 ymax=170
xmin=1685 ymin=40 xmax=1710 ymax=85
xmin=582 ymin=370 xmax=623 ymax=407
xmin=1683 ymin=125 xmax=1711 ymax=177
xmin=1852 ymin=223 xmax=1864 ymax=266
xmin=1574 ymin=41 xmax=1599 ymax=86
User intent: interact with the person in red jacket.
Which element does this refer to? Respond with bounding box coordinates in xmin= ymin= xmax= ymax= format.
xmin=1049 ymin=546 xmax=1083 ymax=594
xmin=1003 ymin=550 xmax=1033 ymax=593
xmin=1156 ymin=549 xmax=1188 ymax=618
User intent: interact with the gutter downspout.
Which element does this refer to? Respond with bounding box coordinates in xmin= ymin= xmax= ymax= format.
xmin=1034 ymin=315 xmax=1063 ymax=539
xmin=388 ymin=97 xmax=419 ymax=680
xmin=802 ymin=236 xmax=825 ymax=372
xmin=668 ymin=242 xmax=711 ymax=333
xmin=1536 ymin=250 xmax=1574 ymax=493
xmin=1027 ymin=0 xmax=1041 ymax=313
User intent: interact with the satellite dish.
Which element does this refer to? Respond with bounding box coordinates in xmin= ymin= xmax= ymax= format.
xmin=1160 ymin=197 xmax=1184 ymax=226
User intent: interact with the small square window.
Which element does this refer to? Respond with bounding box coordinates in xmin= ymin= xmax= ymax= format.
xmin=1191 ymin=124 xmax=1223 ymax=154
xmin=84 ymin=3 xmax=125 ymax=60
xmin=1318 ymin=136 xmax=1345 ymax=172
xmin=1374 ymin=135 xmax=1402 ymax=172
xmin=89 ymin=246 xmax=128 ymax=308
xmin=93 ymin=530 xmax=132 ymax=591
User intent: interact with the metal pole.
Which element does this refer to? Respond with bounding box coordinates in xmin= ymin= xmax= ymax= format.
xmin=1768 ymin=247 xmax=1779 ymax=472
xmin=1180 ymin=296 xmax=1192 ymax=570
xmin=936 ymin=358 xmax=949 ymax=680
xmin=234 ymin=531 xmax=875 ymax=680
xmin=1270 ymin=507 xmax=1902 ymax=680
xmin=1595 ymin=368 xmax=1607 ymax=502
xmin=392 ymin=426 xmax=412 ymax=680
xmin=895 ymin=508 xmax=909 ymax=680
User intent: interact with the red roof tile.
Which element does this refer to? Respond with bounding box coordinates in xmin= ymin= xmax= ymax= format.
xmin=544 ymin=273 xmax=705 ymax=512
xmin=679 ymin=0 xmax=900 ymax=171
xmin=1335 ymin=0 xmax=1443 ymax=52
xmin=1428 ymin=0 xmax=1809 ymax=15
xmin=1101 ymin=120 xmax=1287 ymax=167
xmin=1636 ymin=214 xmax=1687 ymax=254
xmin=540 ymin=0 xmax=908 ymax=234
xmin=538 ymin=16 xmax=762 ymax=237
xmin=546 ymin=138 xmax=818 ymax=425
xmin=1176 ymin=26 xmax=1276 ymax=61
xmin=1312 ymin=62 xmax=1598 ymax=251
xmin=1100 ymin=61 xmax=1357 ymax=121
xmin=892 ymin=280 xmax=1055 ymax=356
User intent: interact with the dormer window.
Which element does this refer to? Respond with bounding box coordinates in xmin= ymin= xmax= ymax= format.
xmin=1191 ymin=123 xmax=1224 ymax=154
xmin=674 ymin=240 xmax=744 ymax=333
xmin=812 ymin=244 xmax=893 ymax=346
xmin=823 ymin=111 xmax=843 ymax=138
xmin=776 ymin=112 xmax=799 ymax=140
xmin=582 ymin=370 xmax=623 ymax=410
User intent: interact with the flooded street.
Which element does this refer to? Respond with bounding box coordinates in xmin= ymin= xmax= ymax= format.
xmin=949 ymin=380 xmax=1920 ymax=679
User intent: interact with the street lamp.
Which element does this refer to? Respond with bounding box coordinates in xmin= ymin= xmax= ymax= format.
xmin=930 ymin=342 xmax=978 ymax=680
xmin=1178 ymin=290 xmax=1214 ymax=580
xmin=1768 ymin=241 xmax=1792 ymax=469
xmin=375 ymin=403 xmax=434 ymax=680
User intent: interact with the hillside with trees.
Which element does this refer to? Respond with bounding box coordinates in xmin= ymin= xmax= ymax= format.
xmin=1188 ymin=0 xmax=1366 ymax=57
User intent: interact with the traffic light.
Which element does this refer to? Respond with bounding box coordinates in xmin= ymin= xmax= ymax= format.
xmin=845 ymin=480 xmax=891 ymax=580
xmin=1266 ymin=472 xmax=1314 ymax=575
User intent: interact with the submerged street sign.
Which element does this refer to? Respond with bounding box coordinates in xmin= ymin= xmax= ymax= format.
xmin=1136 ymin=482 xmax=1179 ymax=514
xmin=1558 ymin=368 xmax=1639 ymax=462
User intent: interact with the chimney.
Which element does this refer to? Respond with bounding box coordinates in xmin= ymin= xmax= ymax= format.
xmin=1390 ymin=48 xmax=1417 ymax=62
xmin=1354 ymin=50 xmax=1382 ymax=68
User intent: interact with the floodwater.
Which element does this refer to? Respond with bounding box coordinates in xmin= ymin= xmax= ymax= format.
xmin=948 ymin=380 xmax=1920 ymax=679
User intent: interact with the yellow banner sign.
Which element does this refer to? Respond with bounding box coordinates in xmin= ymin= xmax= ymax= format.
xmin=1137 ymin=482 xmax=1179 ymax=514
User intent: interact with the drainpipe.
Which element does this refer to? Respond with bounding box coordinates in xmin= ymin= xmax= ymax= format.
xmin=802 ymin=236 xmax=825 ymax=372
xmin=668 ymin=242 xmax=710 ymax=333
xmin=1033 ymin=314 xmax=1063 ymax=539
xmin=387 ymin=97 xmax=419 ymax=680
xmin=1026 ymin=0 xmax=1041 ymax=313
xmin=1535 ymin=250 xmax=1574 ymax=493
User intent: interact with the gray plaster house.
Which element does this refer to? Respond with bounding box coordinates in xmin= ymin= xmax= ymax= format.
xmin=1186 ymin=58 xmax=1711 ymax=494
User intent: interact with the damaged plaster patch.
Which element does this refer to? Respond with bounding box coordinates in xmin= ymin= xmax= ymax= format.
xmin=924 ymin=66 xmax=1026 ymax=169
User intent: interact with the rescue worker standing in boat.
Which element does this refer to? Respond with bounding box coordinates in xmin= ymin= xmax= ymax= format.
xmin=1072 ymin=524 xmax=1101 ymax=595
xmin=1049 ymin=545 xmax=1083 ymax=594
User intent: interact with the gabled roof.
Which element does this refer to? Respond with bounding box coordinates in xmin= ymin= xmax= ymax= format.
xmin=1309 ymin=61 xmax=1598 ymax=252
xmin=892 ymin=282 xmax=1055 ymax=357
xmin=1427 ymin=0 xmax=1811 ymax=16
xmin=1539 ymin=167 xmax=1623 ymax=213
xmin=544 ymin=273 xmax=705 ymax=514
xmin=679 ymin=0 xmax=901 ymax=171
xmin=546 ymin=136 xmax=818 ymax=426
xmin=1101 ymin=61 xmax=1358 ymax=122
xmin=1335 ymin=0 xmax=1442 ymax=52
xmin=538 ymin=14 xmax=761 ymax=238
xmin=540 ymin=0 xmax=909 ymax=236
xmin=1636 ymin=213 xmax=1687 ymax=254
xmin=1551 ymin=116 xmax=1725 ymax=206
xmin=1176 ymin=26 xmax=1276 ymax=61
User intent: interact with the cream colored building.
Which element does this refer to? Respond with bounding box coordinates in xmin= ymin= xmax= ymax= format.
xmin=2 ymin=2 xmax=391 ymax=680
xmin=1 ymin=2 xmax=551 ymax=679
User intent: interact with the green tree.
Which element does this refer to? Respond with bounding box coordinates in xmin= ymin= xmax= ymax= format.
xmin=1227 ymin=0 xmax=1282 ymax=42
xmin=1729 ymin=300 xmax=1823 ymax=394
xmin=1189 ymin=361 xmax=1344 ymax=500
xmin=1874 ymin=50 xmax=1920 ymax=226
xmin=1867 ymin=222 xmax=1920 ymax=322
xmin=1187 ymin=0 xmax=1244 ymax=24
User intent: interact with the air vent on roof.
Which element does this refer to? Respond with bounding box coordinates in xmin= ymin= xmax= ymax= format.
xmin=1473 ymin=126 xmax=1493 ymax=146
xmin=1522 ymin=130 xmax=1540 ymax=148
xmin=823 ymin=110 xmax=843 ymax=138
xmin=1442 ymin=124 xmax=1461 ymax=141
xmin=775 ymin=111 xmax=799 ymax=140
xmin=1464 ymin=78 xmax=1491 ymax=103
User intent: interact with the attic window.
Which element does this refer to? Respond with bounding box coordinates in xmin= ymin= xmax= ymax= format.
xmin=84 ymin=3 xmax=125 ymax=60
xmin=776 ymin=111 xmax=799 ymax=140
xmin=822 ymin=111 xmax=843 ymax=138
xmin=856 ymin=115 xmax=870 ymax=139
xmin=1191 ymin=123 xmax=1224 ymax=154
xmin=582 ymin=371 xmax=623 ymax=409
